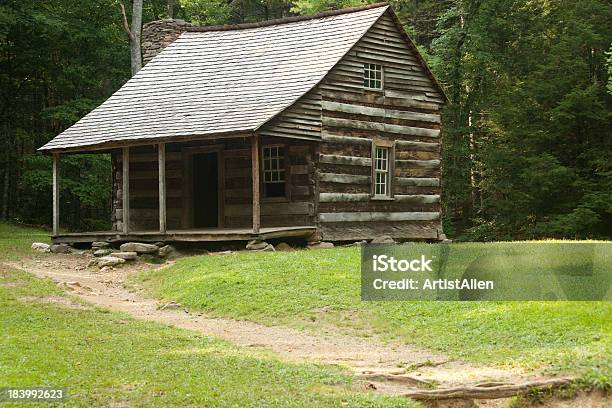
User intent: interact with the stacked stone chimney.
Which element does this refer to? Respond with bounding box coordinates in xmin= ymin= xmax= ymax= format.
xmin=142 ymin=19 xmax=194 ymax=65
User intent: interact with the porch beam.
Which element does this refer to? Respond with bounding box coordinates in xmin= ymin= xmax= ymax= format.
xmin=122 ymin=147 xmax=130 ymax=234
xmin=251 ymin=134 xmax=260 ymax=233
xmin=52 ymin=153 xmax=60 ymax=236
xmin=158 ymin=143 xmax=167 ymax=233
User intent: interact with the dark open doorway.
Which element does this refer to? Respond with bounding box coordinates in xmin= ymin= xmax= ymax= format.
xmin=192 ymin=152 xmax=218 ymax=228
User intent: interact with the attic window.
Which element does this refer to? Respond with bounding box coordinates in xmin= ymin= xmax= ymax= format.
xmin=363 ymin=63 xmax=383 ymax=89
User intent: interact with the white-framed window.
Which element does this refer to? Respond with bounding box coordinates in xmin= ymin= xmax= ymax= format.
xmin=374 ymin=146 xmax=390 ymax=197
xmin=363 ymin=63 xmax=383 ymax=89
xmin=263 ymin=145 xmax=286 ymax=198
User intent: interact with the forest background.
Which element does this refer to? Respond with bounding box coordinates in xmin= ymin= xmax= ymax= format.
xmin=1 ymin=0 xmax=610 ymax=240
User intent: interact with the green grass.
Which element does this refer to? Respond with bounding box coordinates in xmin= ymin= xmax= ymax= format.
xmin=0 ymin=222 xmax=50 ymax=260
xmin=0 ymin=268 xmax=412 ymax=407
xmin=136 ymin=243 xmax=612 ymax=376
xmin=0 ymin=223 xmax=414 ymax=406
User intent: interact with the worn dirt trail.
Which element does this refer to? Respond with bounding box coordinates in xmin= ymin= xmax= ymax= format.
xmin=6 ymin=253 xmax=591 ymax=406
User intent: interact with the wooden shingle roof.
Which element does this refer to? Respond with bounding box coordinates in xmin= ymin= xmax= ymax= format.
xmin=40 ymin=4 xmax=393 ymax=152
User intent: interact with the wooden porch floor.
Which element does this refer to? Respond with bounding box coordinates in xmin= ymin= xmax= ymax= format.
xmin=52 ymin=226 xmax=317 ymax=244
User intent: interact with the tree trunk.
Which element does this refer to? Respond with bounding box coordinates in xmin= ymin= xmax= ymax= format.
xmin=166 ymin=0 xmax=175 ymax=18
xmin=1 ymin=164 xmax=8 ymax=220
xmin=1 ymin=122 xmax=10 ymax=220
xmin=130 ymin=0 xmax=143 ymax=75
xmin=121 ymin=1 xmax=143 ymax=76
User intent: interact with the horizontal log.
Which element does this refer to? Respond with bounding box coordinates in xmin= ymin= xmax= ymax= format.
xmin=396 ymin=177 xmax=440 ymax=187
xmin=323 ymin=117 xmax=440 ymax=138
xmin=322 ymin=133 xmax=439 ymax=152
xmin=385 ymin=88 xmax=445 ymax=104
xmin=394 ymin=194 xmax=440 ymax=204
xmin=225 ymin=201 xmax=314 ymax=217
xmin=320 ymin=154 xmax=371 ymax=166
xmin=319 ymin=211 xmax=440 ymax=222
xmin=320 ymin=221 xmax=438 ymax=240
xmin=322 ymin=101 xmax=441 ymax=123
xmin=396 ymin=140 xmax=439 ymax=151
xmin=322 ymin=89 xmax=440 ymax=111
xmin=322 ymin=132 xmax=372 ymax=146
xmin=319 ymin=173 xmax=371 ymax=184
xmin=396 ymin=159 xmax=440 ymax=169
xmin=319 ymin=193 xmax=370 ymax=202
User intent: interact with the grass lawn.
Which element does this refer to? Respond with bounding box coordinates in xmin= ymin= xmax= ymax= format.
xmin=0 ymin=222 xmax=410 ymax=407
xmin=0 ymin=222 xmax=49 ymax=260
xmin=136 ymin=243 xmax=612 ymax=379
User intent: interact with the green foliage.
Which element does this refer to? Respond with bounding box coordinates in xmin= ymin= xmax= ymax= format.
xmin=412 ymin=0 xmax=612 ymax=240
xmin=178 ymin=0 xmax=232 ymax=25
xmin=0 ymin=0 xmax=128 ymax=228
xmin=291 ymin=0 xmax=368 ymax=15
xmin=578 ymin=369 xmax=612 ymax=392
xmin=17 ymin=154 xmax=112 ymax=231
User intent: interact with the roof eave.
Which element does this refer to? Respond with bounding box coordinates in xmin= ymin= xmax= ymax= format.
xmin=37 ymin=129 xmax=257 ymax=155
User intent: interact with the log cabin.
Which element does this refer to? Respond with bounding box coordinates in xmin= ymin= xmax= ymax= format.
xmin=39 ymin=3 xmax=447 ymax=245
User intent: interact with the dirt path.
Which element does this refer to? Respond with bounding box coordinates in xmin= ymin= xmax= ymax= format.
xmin=6 ymin=253 xmax=586 ymax=406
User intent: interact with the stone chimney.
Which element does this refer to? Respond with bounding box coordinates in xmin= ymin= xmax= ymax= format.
xmin=142 ymin=19 xmax=194 ymax=65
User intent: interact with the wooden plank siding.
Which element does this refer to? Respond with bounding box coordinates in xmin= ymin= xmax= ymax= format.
xmin=315 ymin=11 xmax=443 ymax=241
xmin=112 ymin=137 xmax=317 ymax=232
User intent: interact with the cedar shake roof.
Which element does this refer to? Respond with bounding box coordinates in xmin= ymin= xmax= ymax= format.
xmin=39 ymin=3 xmax=442 ymax=152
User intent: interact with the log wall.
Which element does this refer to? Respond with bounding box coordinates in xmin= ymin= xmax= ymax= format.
xmin=315 ymin=11 xmax=444 ymax=241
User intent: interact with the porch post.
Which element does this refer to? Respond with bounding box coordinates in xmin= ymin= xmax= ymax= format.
xmin=52 ymin=153 xmax=60 ymax=236
xmin=251 ymin=134 xmax=260 ymax=234
xmin=158 ymin=143 xmax=167 ymax=233
xmin=122 ymin=147 xmax=130 ymax=234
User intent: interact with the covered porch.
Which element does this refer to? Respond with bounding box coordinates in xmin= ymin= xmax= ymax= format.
xmin=50 ymin=133 xmax=317 ymax=244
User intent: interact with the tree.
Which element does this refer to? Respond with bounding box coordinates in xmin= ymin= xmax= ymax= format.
xmin=120 ymin=0 xmax=144 ymax=75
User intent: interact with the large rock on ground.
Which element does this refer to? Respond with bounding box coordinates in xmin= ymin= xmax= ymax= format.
xmin=97 ymin=256 xmax=126 ymax=268
xmin=31 ymin=242 xmax=50 ymax=253
xmin=91 ymin=241 xmax=110 ymax=249
xmin=109 ymin=251 xmax=138 ymax=261
xmin=275 ymin=242 xmax=295 ymax=252
xmin=120 ymin=242 xmax=159 ymax=254
xmin=158 ymin=245 xmax=176 ymax=258
xmin=246 ymin=240 xmax=268 ymax=251
xmin=307 ymin=242 xmax=334 ymax=250
xmin=93 ymin=249 xmax=112 ymax=257
xmin=50 ymin=244 xmax=71 ymax=254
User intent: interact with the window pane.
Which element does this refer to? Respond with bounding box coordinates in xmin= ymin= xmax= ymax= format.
xmin=263 ymin=145 xmax=285 ymax=197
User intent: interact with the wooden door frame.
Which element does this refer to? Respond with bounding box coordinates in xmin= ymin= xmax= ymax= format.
xmin=182 ymin=145 xmax=224 ymax=229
